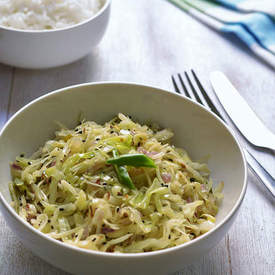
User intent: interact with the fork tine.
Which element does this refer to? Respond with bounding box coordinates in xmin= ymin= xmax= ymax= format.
xmin=173 ymin=71 xmax=222 ymax=121
xmin=177 ymin=73 xmax=191 ymax=98
xmin=171 ymin=75 xmax=181 ymax=94
xmin=184 ymin=72 xmax=203 ymax=104
xmin=191 ymin=70 xmax=223 ymax=120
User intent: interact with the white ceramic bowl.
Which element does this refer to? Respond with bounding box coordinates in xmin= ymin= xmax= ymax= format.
xmin=0 ymin=83 xmax=247 ymax=275
xmin=0 ymin=0 xmax=111 ymax=69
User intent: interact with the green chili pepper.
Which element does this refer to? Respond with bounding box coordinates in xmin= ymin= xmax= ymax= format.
xmin=107 ymin=154 xmax=156 ymax=168
xmin=112 ymin=150 xmax=135 ymax=189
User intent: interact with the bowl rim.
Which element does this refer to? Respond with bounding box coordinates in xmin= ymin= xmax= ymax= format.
xmin=0 ymin=81 xmax=247 ymax=259
xmin=0 ymin=0 xmax=111 ymax=33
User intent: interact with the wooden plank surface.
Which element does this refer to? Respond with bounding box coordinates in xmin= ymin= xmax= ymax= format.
xmin=0 ymin=0 xmax=274 ymax=274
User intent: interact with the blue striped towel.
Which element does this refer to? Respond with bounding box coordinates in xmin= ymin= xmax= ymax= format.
xmin=168 ymin=0 xmax=275 ymax=68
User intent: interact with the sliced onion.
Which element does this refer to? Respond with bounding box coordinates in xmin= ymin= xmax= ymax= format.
xmin=137 ymin=147 xmax=159 ymax=158
xmin=161 ymin=173 xmax=171 ymax=183
xmin=200 ymin=184 xmax=206 ymax=191
xmin=186 ymin=197 xmax=193 ymax=203
xmin=11 ymin=163 xmax=22 ymax=170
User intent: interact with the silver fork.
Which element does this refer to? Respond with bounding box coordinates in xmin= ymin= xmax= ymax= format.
xmin=171 ymin=70 xmax=275 ymax=197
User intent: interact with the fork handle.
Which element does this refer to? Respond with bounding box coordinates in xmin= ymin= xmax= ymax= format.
xmin=244 ymin=149 xmax=275 ymax=197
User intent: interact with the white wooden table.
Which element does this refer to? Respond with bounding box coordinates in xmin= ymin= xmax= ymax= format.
xmin=0 ymin=1 xmax=274 ymax=274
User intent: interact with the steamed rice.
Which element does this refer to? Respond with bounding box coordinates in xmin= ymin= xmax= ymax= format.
xmin=0 ymin=0 xmax=105 ymax=30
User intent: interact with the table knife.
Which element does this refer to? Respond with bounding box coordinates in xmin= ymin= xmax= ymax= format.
xmin=210 ymin=71 xmax=275 ymax=151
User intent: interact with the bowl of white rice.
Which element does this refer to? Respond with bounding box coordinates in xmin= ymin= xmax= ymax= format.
xmin=0 ymin=0 xmax=111 ymax=68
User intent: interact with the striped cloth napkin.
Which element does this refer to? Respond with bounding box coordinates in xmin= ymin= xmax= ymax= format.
xmin=168 ymin=0 xmax=275 ymax=68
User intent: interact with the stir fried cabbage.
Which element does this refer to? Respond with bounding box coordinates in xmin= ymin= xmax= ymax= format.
xmin=9 ymin=113 xmax=224 ymax=253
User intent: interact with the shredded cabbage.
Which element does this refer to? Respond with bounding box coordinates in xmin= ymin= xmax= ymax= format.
xmin=9 ymin=113 xmax=224 ymax=253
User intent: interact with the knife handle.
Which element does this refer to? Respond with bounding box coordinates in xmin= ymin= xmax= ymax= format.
xmin=244 ymin=149 xmax=275 ymax=197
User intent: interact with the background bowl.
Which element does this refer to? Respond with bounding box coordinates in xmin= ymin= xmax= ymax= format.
xmin=0 ymin=0 xmax=111 ymax=69
xmin=0 ymin=83 xmax=247 ymax=275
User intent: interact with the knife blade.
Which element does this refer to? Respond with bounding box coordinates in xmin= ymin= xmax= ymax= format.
xmin=210 ymin=71 xmax=275 ymax=151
